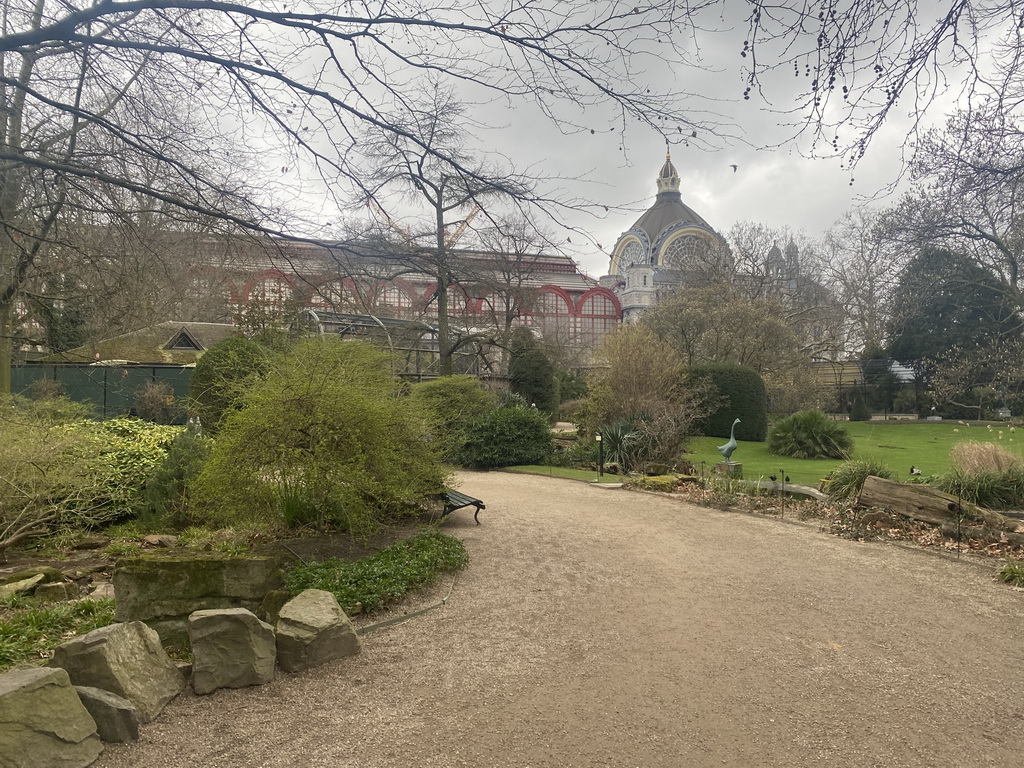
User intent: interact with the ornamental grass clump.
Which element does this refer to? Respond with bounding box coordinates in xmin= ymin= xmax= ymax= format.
xmin=821 ymin=459 xmax=895 ymax=500
xmin=767 ymin=410 xmax=853 ymax=460
xmin=936 ymin=441 xmax=1024 ymax=509
xmin=937 ymin=438 xmax=1024 ymax=512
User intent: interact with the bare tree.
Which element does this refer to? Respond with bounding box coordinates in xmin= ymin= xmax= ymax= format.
xmin=881 ymin=106 xmax=1024 ymax=317
xmin=816 ymin=209 xmax=903 ymax=355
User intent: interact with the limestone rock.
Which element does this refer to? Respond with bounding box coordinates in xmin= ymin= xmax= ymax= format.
xmin=258 ymin=589 xmax=291 ymax=625
xmin=49 ymin=621 xmax=185 ymax=723
xmin=276 ymin=589 xmax=361 ymax=673
xmin=188 ymin=608 xmax=276 ymax=695
xmin=0 ymin=667 xmax=103 ymax=768
xmin=86 ymin=583 xmax=115 ymax=601
xmin=141 ymin=534 xmax=179 ymax=548
xmin=72 ymin=535 xmax=110 ymax=550
xmin=35 ymin=581 xmax=79 ymax=603
xmin=73 ymin=686 xmax=139 ymax=744
xmin=113 ymin=555 xmax=283 ymax=646
xmin=0 ymin=574 xmax=45 ymax=599
xmin=2 ymin=566 xmax=65 ymax=585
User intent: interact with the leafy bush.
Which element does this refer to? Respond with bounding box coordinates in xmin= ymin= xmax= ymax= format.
xmin=821 ymin=459 xmax=895 ymax=500
xmin=0 ymin=399 xmax=181 ymax=553
xmin=188 ymin=336 xmax=274 ymax=434
xmin=190 ymin=339 xmax=450 ymax=533
xmin=284 ymin=530 xmax=468 ymax=614
xmin=457 ymin=404 xmax=552 ymax=468
xmin=409 ymin=375 xmax=497 ymax=461
xmin=767 ymin=410 xmax=852 ymax=459
xmin=689 ymin=363 xmax=768 ymax=441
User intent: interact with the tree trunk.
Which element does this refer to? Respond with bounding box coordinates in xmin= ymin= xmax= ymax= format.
xmin=0 ymin=298 xmax=12 ymax=394
xmin=857 ymin=475 xmax=1023 ymax=533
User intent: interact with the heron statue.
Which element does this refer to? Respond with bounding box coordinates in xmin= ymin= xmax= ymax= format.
xmin=717 ymin=418 xmax=741 ymax=460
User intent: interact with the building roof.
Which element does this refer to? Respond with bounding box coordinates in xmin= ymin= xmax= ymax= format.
xmin=629 ymin=155 xmax=714 ymax=243
xmin=42 ymin=322 xmax=240 ymax=365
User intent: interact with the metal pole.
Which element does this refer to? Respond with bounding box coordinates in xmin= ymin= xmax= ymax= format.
xmin=597 ymin=433 xmax=604 ymax=479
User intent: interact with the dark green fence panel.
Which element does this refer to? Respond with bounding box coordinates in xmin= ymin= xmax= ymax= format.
xmin=11 ymin=364 xmax=194 ymax=419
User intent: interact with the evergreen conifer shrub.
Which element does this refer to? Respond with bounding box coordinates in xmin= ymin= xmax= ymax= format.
xmin=689 ymin=363 xmax=768 ymax=441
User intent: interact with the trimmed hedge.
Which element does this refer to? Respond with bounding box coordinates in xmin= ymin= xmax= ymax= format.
xmin=457 ymin=404 xmax=552 ymax=468
xmin=689 ymin=363 xmax=768 ymax=441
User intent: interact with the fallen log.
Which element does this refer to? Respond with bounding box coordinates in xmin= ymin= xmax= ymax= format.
xmin=857 ymin=476 xmax=1023 ymax=534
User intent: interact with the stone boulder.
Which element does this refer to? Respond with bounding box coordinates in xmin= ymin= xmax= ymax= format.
xmin=73 ymin=686 xmax=139 ymax=744
xmin=49 ymin=621 xmax=185 ymax=723
xmin=188 ymin=608 xmax=276 ymax=695
xmin=113 ymin=555 xmax=283 ymax=647
xmin=35 ymin=581 xmax=79 ymax=603
xmin=276 ymin=589 xmax=362 ymax=673
xmin=0 ymin=667 xmax=103 ymax=768
xmin=0 ymin=574 xmax=44 ymax=600
xmin=2 ymin=566 xmax=65 ymax=585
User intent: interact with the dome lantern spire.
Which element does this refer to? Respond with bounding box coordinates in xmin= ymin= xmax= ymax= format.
xmin=656 ymin=152 xmax=681 ymax=200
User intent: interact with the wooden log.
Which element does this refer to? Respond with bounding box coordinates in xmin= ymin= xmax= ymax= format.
xmin=857 ymin=476 xmax=1023 ymax=533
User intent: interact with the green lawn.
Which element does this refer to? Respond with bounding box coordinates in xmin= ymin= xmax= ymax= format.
xmin=685 ymin=420 xmax=1024 ymax=486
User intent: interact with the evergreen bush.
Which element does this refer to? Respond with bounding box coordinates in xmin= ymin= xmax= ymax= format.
xmin=767 ymin=409 xmax=853 ymax=459
xmin=408 ymin=375 xmax=496 ymax=461
xmin=849 ymin=391 xmax=872 ymax=421
xmin=457 ymin=404 xmax=552 ymax=468
xmin=188 ymin=336 xmax=274 ymax=434
xmin=689 ymin=363 xmax=768 ymax=441
xmin=509 ymin=328 xmax=556 ymax=413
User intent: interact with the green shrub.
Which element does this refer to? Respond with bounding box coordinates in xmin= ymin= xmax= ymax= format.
xmin=821 ymin=459 xmax=895 ymax=499
xmin=409 ymin=375 xmax=497 ymax=461
xmin=767 ymin=409 xmax=852 ymax=459
xmin=284 ymin=530 xmax=468 ymax=614
xmin=849 ymin=392 xmax=871 ymax=422
xmin=509 ymin=328 xmax=556 ymax=414
xmin=190 ymin=339 xmax=450 ymax=533
xmin=188 ymin=336 xmax=274 ymax=434
xmin=457 ymin=404 xmax=552 ymax=468
xmin=689 ymin=363 xmax=768 ymax=441
xmin=143 ymin=426 xmax=214 ymax=527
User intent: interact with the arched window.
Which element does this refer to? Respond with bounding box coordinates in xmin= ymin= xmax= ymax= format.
xmin=662 ymin=234 xmax=712 ymax=272
xmin=311 ymin=279 xmax=356 ymax=311
xmin=378 ymin=285 xmax=412 ymax=316
xmin=537 ymin=290 xmax=572 ymax=317
xmin=577 ymin=292 xmax=620 ymax=346
xmin=246 ymin=275 xmax=293 ymax=310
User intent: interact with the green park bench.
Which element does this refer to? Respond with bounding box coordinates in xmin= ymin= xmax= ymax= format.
xmin=439 ymin=488 xmax=486 ymax=525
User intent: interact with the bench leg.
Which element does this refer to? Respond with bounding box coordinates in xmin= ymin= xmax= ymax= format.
xmin=473 ymin=505 xmax=482 ymax=525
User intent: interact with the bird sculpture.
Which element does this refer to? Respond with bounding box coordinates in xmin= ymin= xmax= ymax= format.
xmin=910 ymin=465 xmax=922 ymax=476
xmin=717 ymin=418 xmax=741 ymax=460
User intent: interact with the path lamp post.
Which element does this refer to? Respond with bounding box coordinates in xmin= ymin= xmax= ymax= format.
xmin=596 ymin=432 xmax=603 ymax=479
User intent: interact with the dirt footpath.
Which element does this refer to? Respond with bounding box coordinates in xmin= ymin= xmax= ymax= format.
xmin=98 ymin=471 xmax=1024 ymax=768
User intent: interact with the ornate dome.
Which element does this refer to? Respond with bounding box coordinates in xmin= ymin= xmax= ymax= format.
xmin=609 ymin=154 xmax=726 ymax=276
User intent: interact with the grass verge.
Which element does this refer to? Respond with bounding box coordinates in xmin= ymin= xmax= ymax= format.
xmin=284 ymin=529 xmax=468 ymax=615
xmin=0 ymin=597 xmax=115 ymax=672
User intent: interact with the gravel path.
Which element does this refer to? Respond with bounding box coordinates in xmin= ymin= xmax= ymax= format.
xmin=97 ymin=471 xmax=1024 ymax=767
